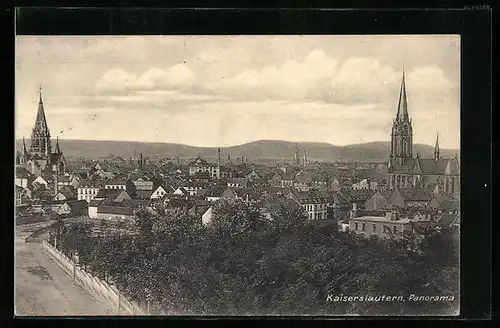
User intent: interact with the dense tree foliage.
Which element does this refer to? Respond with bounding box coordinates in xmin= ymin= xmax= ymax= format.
xmin=52 ymin=200 xmax=459 ymax=315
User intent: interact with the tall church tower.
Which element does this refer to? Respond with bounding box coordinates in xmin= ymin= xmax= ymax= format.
xmin=389 ymin=69 xmax=413 ymax=167
xmin=294 ymin=143 xmax=300 ymax=166
xmin=30 ymin=85 xmax=52 ymax=157
xmin=434 ymin=133 xmax=440 ymax=161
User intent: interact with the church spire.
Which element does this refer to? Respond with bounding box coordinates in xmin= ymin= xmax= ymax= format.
xmin=22 ymin=137 xmax=28 ymax=155
xmin=30 ymin=85 xmax=52 ymax=157
xmin=396 ymin=67 xmax=409 ymax=122
xmin=294 ymin=143 xmax=300 ymax=166
xmin=434 ymin=133 xmax=440 ymax=161
xmin=34 ymin=84 xmax=50 ymax=136
xmin=55 ymin=136 xmax=61 ymax=154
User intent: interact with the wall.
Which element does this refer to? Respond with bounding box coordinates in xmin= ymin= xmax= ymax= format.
xmin=41 ymin=241 xmax=148 ymax=315
xmin=349 ymin=219 xmax=412 ymax=236
xmin=88 ymin=206 xmax=98 ymax=219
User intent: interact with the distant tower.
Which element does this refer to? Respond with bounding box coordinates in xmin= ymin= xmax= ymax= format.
xmin=303 ymin=150 xmax=308 ymax=167
xmin=294 ymin=144 xmax=300 ymax=166
xmin=55 ymin=136 xmax=61 ymax=154
xmin=434 ymin=133 xmax=440 ymax=161
xmin=30 ymin=85 xmax=52 ymax=157
xmin=216 ymin=148 xmax=221 ymax=179
xmin=389 ymin=68 xmax=413 ymax=167
xmin=19 ymin=137 xmax=28 ymax=164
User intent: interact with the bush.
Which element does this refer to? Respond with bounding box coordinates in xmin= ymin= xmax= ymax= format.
xmin=55 ymin=202 xmax=459 ymax=315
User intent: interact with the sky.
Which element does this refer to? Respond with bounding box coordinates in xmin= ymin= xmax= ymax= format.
xmin=15 ymin=35 xmax=460 ymax=149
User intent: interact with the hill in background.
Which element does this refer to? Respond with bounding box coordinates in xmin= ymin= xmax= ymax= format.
xmin=15 ymin=139 xmax=459 ymax=162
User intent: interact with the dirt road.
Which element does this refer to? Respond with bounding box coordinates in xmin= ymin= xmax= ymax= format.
xmin=15 ymin=237 xmax=121 ymax=316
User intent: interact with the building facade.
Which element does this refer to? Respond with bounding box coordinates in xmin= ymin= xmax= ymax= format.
xmin=77 ymin=180 xmax=105 ymax=203
xmin=16 ymin=88 xmax=67 ymax=176
xmin=387 ymin=70 xmax=460 ymax=197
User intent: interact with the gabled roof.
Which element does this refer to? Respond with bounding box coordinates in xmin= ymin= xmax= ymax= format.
xmin=295 ymin=171 xmax=313 ymax=184
xmin=56 ymin=189 xmax=76 ymax=199
xmin=194 ymin=171 xmax=211 ymax=178
xmin=373 ymin=189 xmax=392 ymax=199
xmin=97 ymin=201 xmax=136 ymax=216
xmin=135 ymin=190 xmax=153 ymax=199
xmin=89 ymin=199 xmax=104 ymax=207
xmin=396 ymin=187 xmax=434 ymax=202
xmin=233 ymin=187 xmax=262 ymax=201
xmin=339 ymin=189 xmax=375 ymax=202
xmin=95 ymin=188 xmax=125 ymax=199
xmin=203 ymin=186 xmax=226 ymax=197
xmin=105 ymin=177 xmax=129 ymax=185
xmin=56 ymin=175 xmax=72 ymax=182
xmin=49 ymin=152 xmax=64 ymax=165
xmin=290 ymin=191 xmax=330 ymax=205
xmin=354 ymin=209 xmax=386 ymax=217
xmin=440 ymin=199 xmax=460 ymax=212
xmin=167 ymin=198 xmax=193 ymax=209
xmin=175 ymin=187 xmax=189 ymax=195
xmin=437 ymin=213 xmax=459 ymax=226
xmin=393 ymin=157 xmax=460 ymax=175
xmin=181 ymin=181 xmax=206 ymax=188
xmin=16 ymin=166 xmax=32 ymax=179
xmin=227 ymin=178 xmax=249 ymax=186
xmin=65 ymin=200 xmax=88 ymax=210
xmin=260 ymin=195 xmax=302 ymax=214
xmin=189 ymin=157 xmax=210 ymax=166
xmin=331 ymin=192 xmax=349 ymax=206
xmin=78 ymin=179 xmax=106 ymax=188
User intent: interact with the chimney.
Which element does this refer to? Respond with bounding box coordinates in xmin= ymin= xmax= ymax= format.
xmin=140 ymin=153 xmax=143 ymax=169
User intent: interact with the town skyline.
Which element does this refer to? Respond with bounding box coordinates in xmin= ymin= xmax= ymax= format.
xmin=16 ymin=35 xmax=460 ymax=149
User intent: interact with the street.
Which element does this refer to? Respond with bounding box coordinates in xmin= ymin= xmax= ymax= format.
xmin=15 ymin=229 xmax=120 ymax=316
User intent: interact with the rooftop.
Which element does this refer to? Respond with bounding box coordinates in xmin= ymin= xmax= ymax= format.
xmin=351 ymin=216 xmax=412 ymax=224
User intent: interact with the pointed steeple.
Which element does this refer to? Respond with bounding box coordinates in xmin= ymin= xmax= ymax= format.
xmin=434 ymin=133 xmax=440 ymax=161
xmin=396 ymin=67 xmax=409 ymax=122
xmin=22 ymin=137 xmax=28 ymax=155
xmin=294 ymin=143 xmax=300 ymax=166
xmin=55 ymin=136 xmax=61 ymax=154
xmin=34 ymin=85 xmax=50 ymax=136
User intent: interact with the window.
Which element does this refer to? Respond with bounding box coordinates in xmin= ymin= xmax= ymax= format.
xmin=362 ymin=223 xmax=366 ymax=231
xmin=355 ymin=222 xmax=358 ymax=230
xmin=372 ymin=224 xmax=376 ymax=232
xmin=393 ymin=226 xmax=397 ymax=233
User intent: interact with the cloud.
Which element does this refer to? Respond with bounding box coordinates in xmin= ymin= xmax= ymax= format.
xmin=93 ymin=49 xmax=455 ymax=111
xmin=407 ymin=65 xmax=456 ymax=102
xmin=96 ymin=68 xmax=139 ymax=91
xmin=138 ymin=64 xmax=195 ymax=89
xmin=207 ymin=53 xmax=454 ymax=106
xmin=96 ymin=64 xmax=195 ymax=93
xmin=208 ymin=49 xmax=338 ymax=101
